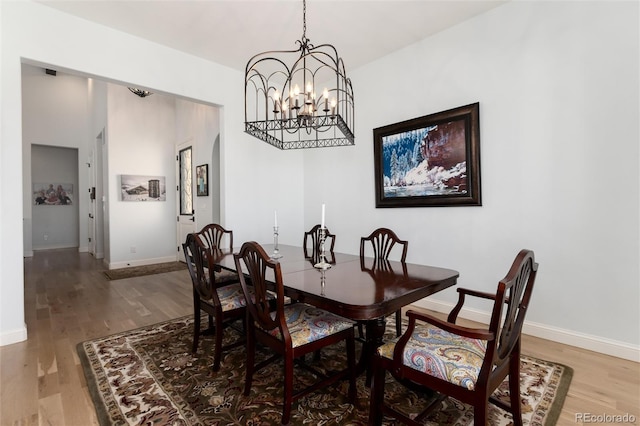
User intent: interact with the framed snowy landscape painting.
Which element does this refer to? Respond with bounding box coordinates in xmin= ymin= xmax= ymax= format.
xmin=373 ymin=103 xmax=481 ymax=208
xmin=120 ymin=175 xmax=166 ymax=201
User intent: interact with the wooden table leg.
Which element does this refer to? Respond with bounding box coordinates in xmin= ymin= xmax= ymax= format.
xmin=361 ymin=317 xmax=386 ymax=386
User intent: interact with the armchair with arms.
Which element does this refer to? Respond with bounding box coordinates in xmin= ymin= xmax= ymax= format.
xmin=369 ymin=249 xmax=538 ymax=426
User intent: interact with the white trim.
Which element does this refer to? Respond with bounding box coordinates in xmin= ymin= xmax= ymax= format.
xmin=412 ymin=299 xmax=640 ymax=363
xmin=0 ymin=323 xmax=28 ymax=346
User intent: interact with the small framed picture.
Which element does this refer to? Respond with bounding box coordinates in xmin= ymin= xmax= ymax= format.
xmin=196 ymin=164 xmax=209 ymax=197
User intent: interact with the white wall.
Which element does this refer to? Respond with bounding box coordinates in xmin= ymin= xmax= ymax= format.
xmin=0 ymin=0 xmax=303 ymax=345
xmin=304 ymin=1 xmax=639 ymax=360
xmin=106 ymin=84 xmax=178 ymax=267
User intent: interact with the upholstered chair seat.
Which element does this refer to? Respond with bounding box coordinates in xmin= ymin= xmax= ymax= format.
xmin=261 ymin=303 xmax=355 ymax=348
xmin=377 ymin=322 xmax=487 ymax=390
xmin=216 ymin=283 xmax=250 ymax=311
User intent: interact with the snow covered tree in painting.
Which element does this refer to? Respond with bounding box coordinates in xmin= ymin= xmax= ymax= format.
xmin=381 ymin=120 xmax=468 ymax=198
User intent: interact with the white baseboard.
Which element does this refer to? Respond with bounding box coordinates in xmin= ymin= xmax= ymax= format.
xmin=108 ymin=255 xmax=178 ymax=270
xmin=0 ymin=323 xmax=28 ymax=346
xmin=413 ymin=299 xmax=640 ymax=363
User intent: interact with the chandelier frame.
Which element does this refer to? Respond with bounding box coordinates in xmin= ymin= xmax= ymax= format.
xmin=244 ymin=0 xmax=355 ymax=150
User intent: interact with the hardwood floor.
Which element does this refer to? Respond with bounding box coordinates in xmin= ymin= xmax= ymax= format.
xmin=1 ymin=248 xmax=638 ymax=425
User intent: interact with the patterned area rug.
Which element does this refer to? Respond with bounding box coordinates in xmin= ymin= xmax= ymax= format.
xmin=77 ymin=316 xmax=572 ymax=425
xmin=103 ymin=262 xmax=187 ymax=280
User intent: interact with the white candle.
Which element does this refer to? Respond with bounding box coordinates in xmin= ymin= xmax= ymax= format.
xmin=321 ymin=204 xmax=325 ymax=229
xmin=274 ymin=210 xmax=278 ymax=228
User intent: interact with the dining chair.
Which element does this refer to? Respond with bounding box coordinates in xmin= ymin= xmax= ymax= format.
xmin=368 ymin=249 xmax=538 ymax=426
xmin=360 ymin=227 xmax=408 ymax=337
xmin=182 ymin=232 xmax=247 ymax=371
xmin=197 ymin=223 xmax=240 ymax=285
xmin=234 ymin=241 xmax=357 ymax=425
xmin=303 ymin=224 xmax=336 ymax=259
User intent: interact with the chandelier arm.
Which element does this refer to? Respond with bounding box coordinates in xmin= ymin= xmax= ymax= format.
xmin=244 ymin=46 xmax=303 ymax=76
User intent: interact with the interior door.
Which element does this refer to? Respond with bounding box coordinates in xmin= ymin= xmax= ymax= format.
xmin=176 ymin=143 xmax=195 ymax=261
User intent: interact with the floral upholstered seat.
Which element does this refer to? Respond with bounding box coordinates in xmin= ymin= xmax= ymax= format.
xmin=377 ymin=322 xmax=487 ymax=390
xmin=217 ymin=285 xmax=285 ymax=312
xmin=261 ymin=303 xmax=355 ymax=348
xmin=216 ymin=283 xmax=249 ymax=311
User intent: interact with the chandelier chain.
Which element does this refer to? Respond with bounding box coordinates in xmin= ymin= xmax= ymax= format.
xmin=302 ymin=0 xmax=307 ymax=39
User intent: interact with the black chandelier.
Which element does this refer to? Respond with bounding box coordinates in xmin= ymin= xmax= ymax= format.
xmin=244 ymin=0 xmax=355 ymax=150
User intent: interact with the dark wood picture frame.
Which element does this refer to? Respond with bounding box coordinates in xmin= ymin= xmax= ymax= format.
xmin=196 ymin=164 xmax=209 ymax=197
xmin=373 ymin=102 xmax=481 ymax=207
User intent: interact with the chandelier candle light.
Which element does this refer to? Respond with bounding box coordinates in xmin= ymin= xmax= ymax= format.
xmin=244 ymin=0 xmax=355 ymax=149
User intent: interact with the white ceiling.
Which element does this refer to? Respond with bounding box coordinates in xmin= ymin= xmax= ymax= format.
xmin=37 ymin=0 xmax=507 ymax=72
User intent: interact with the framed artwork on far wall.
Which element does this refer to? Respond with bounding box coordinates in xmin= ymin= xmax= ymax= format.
xmin=373 ymin=102 xmax=481 ymax=207
xmin=120 ymin=175 xmax=166 ymax=201
xmin=196 ymin=164 xmax=209 ymax=197
xmin=33 ymin=183 xmax=74 ymax=206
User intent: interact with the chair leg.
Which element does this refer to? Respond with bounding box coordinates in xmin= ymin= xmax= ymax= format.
xmin=473 ymin=402 xmax=488 ymax=426
xmin=368 ymin=358 xmax=385 ymax=426
xmin=192 ymin=303 xmax=201 ymax=354
xmin=212 ymin=313 xmax=223 ymax=372
xmin=395 ymin=309 xmax=402 ymax=337
xmin=282 ymin=353 xmax=294 ymax=425
xmin=509 ymin=350 xmax=523 ymax=426
xmin=357 ymin=322 xmax=365 ymax=340
xmin=347 ymin=336 xmax=356 ymax=403
xmin=244 ymin=326 xmax=255 ymax=396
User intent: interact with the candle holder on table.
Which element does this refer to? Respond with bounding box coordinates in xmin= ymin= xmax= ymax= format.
xmin=272 ymin=226 xmax=283 ymax=259
xmin=320 ymin=269 xmax=326 ymax=296
xmin=313 ymin=227 xmax=332 ymax=270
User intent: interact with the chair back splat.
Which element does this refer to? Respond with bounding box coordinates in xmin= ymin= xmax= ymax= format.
xmin=303 ymin=224 xmax=336 ymax=258
xmin=184 ymin=233 xmax=215 ymax=301
xmin=369 ymin=249 xmax=538 ymax=426
xmin=360 ymin=227 xmax=408 ymax=264
xmin=238 ymin=243 xmax=284 ymax=335
xmin=494 ymin=250 xmax=537 ymax=362
xmin=360 ymin=227 xmax=408 ymax=337
xmin=198 ymin=223 xmax=233 ymax=250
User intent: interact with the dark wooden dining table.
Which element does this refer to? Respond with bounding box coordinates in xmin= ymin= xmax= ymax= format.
xmin=211 ymin=243 xmax=459 ymax=381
